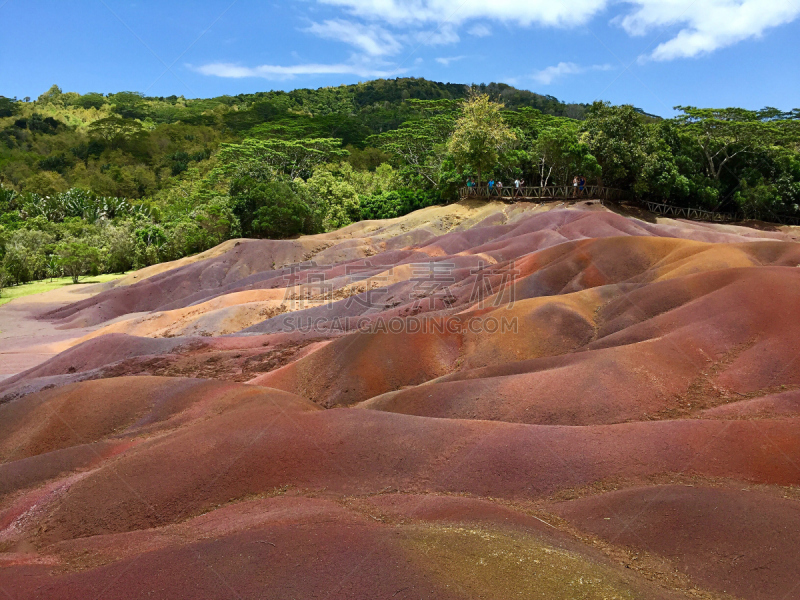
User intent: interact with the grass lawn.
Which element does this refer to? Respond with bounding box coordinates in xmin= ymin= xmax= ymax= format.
xmin=0 ymin=274 xmax=123 ymax=307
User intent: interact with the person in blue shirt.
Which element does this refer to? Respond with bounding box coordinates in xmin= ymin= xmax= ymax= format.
xmin=488 ymin=180 xmax=495 ymax=196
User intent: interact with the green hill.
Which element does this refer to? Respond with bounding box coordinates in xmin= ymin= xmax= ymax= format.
xmin=0 ymin=78 xmax=797 ymax=291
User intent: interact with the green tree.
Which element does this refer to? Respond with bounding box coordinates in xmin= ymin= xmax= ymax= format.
xmin=448 ymin=91 xmax=516 ymax=186
xmin=2 ymin=246 xmax=32 ymax=285
xmin=109 ymin=91 xmax=147 ymax=119
xmin=250 ymin=183 xmax=312 ymax=239
xmin=101 ymin=223 xmax=136 ymax=273
xmin=0 ymin=224 xmax=7 ymax=260
xmin=532 ymin=124 xmax=600 ymax=186
xmin=229 ymin=178 xmax=314 ymax=239
xmin=193 ymin=197 xmax=240 ymax=246
xmin=674 ymin=106 xmax=782 ymax=182
xmin=360 ymin=189 xmax=439 ymax=220
xmin=349 ymin=162 xmax=400 ymax=196
xmin=305 ymin=164 xmax=361 ymax=231
xmin=216 ymin=138 xmax=349 ymax=181
xmin=71 ymin=92 xmax=107 ymax=110
xmin=37 ymin=85 xmax=64 ymax=105
xmin=0 ymin=266 xmax=8 ymax=297
xmin=371 ymin=99 xmax=458 ymax=188
xmin=45 ymin=254 xmax=60 ymax=282
xmin=2 ymin=229 xmax=55 ymax=282
xmin=56 ymin=241 xmax=103 ymax=283
xmin=582 ymin=102 xmax=647 ymax=188
xmin=88 ymin=116 xmax=144 ymax=149
xmin=0 ymin=96 xmax=18 ymax=118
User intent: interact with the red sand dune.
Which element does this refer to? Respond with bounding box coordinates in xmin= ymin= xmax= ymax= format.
xmin=2 ymin=202 xmax=800 ymax=599
xmin=357 ymin=267 xmax=800 ymax=424
xmin=1 ymin=494 xmax=681 ymax=600
xmin=4 ymin=392 xmax=799 ymax=545
xmin=553 ymin=485 xmax=800 ymax=600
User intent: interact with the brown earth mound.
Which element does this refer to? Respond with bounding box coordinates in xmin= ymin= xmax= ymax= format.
xmin=2 ymin=496 xmax=679 ymax=600
xmin=10 ymin=407 xmax=800 ymax=546
xmin=357 ymin=267 xmax=800 ymax=424
xmin=3 ymin=201 xmax=800 ymax=599
xmin=553 ymin=485 xmax=800 ymax=600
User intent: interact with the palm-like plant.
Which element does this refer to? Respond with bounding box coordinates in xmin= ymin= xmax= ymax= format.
xmin=19 ymin=188 xmax=150 ymax=223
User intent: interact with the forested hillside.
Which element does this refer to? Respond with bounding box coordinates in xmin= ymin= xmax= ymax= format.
xmin=0 ymin=77 xmax=798 ymax=291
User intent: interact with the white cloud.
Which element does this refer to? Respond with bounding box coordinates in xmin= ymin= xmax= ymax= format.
xmin=531 ymin=62 xmax=612 ymax=84
xmin=311 ymin=0 xmax=800 ymax=61
xmin=304 ymin=19 xmax=403 ymax=56
xmin=531 ymin=62 xmax=582 ymax=85
xmin=467 ymin=24 xmax=492 ymax=37
xmin=318 ymin=0 xmax=608 ymax=27
xmin=435 ymin=55 xmax=466 ymax=66
xmin=620 ymin=0 xmax=800 ymax=61
xmin=197 ymin=0 xmax=800 ymax=83
xmin=414 ymin=23 xmax=460 ymax=46
xmin=302 ymin=16 xmax=461 ymax=61
xmin=193 ymin=61 xmax=399 ymax=80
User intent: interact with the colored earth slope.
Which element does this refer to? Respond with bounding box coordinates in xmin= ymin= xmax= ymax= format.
xmin=1 ymin=200 xmax=799 ymax=600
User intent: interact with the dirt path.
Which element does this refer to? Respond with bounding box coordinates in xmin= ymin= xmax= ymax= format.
xmin=0 ymin=282 xmax=116 ymax=379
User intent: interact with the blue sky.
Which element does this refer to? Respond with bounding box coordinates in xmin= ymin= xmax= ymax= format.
xmin=1 ymin=0 xmax=799 ymax=116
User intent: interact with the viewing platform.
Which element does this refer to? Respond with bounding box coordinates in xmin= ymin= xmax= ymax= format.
xmin=459 ymin=186 xmax=800 ymax=226
xmin=459 ymin=184 xmax=627 ymax=202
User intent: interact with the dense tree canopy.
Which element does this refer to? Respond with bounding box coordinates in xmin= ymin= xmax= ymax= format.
xmin=448 ymin=91 xmax=517 ymax=185
xmin=56 ymin=241 xmax=102 ymax=283
xmin=0 ymin=77 xmax=797 ymax=288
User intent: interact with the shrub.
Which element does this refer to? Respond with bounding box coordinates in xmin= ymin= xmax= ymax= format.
xmin=56 ymin=241 xmax=102 ymax=283
xmin=360 ymin=190 xmax=440 ymax=221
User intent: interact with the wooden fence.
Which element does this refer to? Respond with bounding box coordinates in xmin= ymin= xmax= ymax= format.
xmin=460 ymin=185 xmax=800 ymax=227
xmin=770 ymin=213 xmax=800 ymax=226
xmin=459 ymin=185 xmax=627 ymax=201
xmin=641 ymin=201 xmax=737 ymax=223
xmin=642 ymin=200 xmax=800 ymax=226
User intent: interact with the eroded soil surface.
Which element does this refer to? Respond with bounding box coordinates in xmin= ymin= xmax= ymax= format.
xmin=2 ymin=201 xmax=799 ymax=599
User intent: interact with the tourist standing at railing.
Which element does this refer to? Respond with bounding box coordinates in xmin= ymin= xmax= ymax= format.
xmin=573 ymin=176 xmax=579 ymax=198
xmin=496 ymin=181 xmax=503 ymax=196
xmin=514 ymin=178 xmax=523 ymax=197
xmin=466 ymin=178 xmax=475 ymax=196
xmin=488 ymin=179 xmax=495 ymax=195
xmin=579 ymin=176 xmax=586 ymax=197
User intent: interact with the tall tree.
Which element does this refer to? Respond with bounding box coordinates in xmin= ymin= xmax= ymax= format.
xmin=0 ymin=96 xmax=18 ymax=118
xmin=88 ymin=116 xmax=144 ymax=149
xmin=673 ymin=106 xmax=779 ymax=182
xmin=216 ymin=138 xmax=349 ymax=181
xmin=581 ymin=102 xmax=647 ymax=188
xmin=531 ymin=123 xmax=600 ymax=187
xmin=56 ymin=241 xmax=102 ymax=283
xmin=370 ymin=100 xmax=458 ymax=188
xmin=447 ymin=91 xmax=516 ymax=186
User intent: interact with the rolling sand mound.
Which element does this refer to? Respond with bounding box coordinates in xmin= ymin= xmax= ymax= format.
xmin=5 ymin=406 xmax=800 ymax=546
xmin=2 ymin=494 xmax=681 ymax=600
xmin=0 ymin=334 xmax=190 ymax=399
xmin=0 ymin=377 xmax=316 ymax=463
xmin=553 ymin=485 xmax=800 ymax=600
xmin=42 ymin=204 xmax=799 ymax=333
xmin=3 ymin=200 xmax=800 ymax=599
xmin=257 ymin=265 xmax=800 ymax=415
xmin=357 ymin=267 xmax=800 ymax=424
